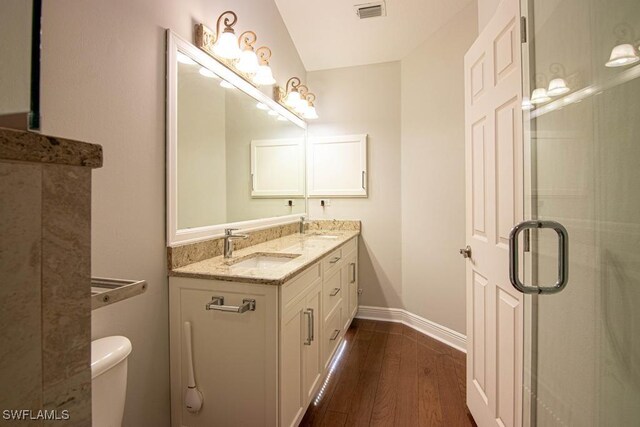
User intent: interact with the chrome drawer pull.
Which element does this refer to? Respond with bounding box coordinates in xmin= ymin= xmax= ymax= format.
xmin=205 ymin=296 xmax=256 ymax=313
xmin=304 ymin=308 xmax=314 ymax=345
xmin=350 ymin=263 xmax=356 ymax=283
xmin=329 ymin=256 xmax=341 ymax=264
xmin=329 ymin=329 xmax=340 ymax=341
xmin=330 ymin=288 xmax=341 ymax=296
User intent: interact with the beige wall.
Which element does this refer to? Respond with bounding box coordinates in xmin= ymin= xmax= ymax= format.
xmin=40 ymin=1 xmax=305 ymax=425
xmin=307 ymin=62 xmax=403 ymax=310
xmin=0 ymin=0 xmax=32 ymax=114
xmin=400 ymin=2 xmax=478 ymax=335
xmin=477 ymin=0 xmax=501 ymax=32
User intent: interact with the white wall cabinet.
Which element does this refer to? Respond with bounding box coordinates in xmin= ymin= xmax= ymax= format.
xmin=169 ymin=236 xmax=358 ymax=427
xmin=250 ymin=138 xmax=305 ymax=198
xmin=307 ymin=134 xmax=367 ymax=197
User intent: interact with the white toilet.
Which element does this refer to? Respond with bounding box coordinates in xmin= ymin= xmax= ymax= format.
xmin=91 ymin=336 xmax=132 ymax=427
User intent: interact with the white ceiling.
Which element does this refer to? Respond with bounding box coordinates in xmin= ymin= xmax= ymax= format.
xmin=274 ymin=0 xmax=473 ymax=71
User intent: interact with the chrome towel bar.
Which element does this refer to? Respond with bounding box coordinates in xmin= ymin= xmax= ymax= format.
xmin=205 ymin=296 xmax=256 ymax=313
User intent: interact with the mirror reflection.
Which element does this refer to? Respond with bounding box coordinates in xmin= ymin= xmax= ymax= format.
xmin=176 ymin=53 xmax=306 ymax=230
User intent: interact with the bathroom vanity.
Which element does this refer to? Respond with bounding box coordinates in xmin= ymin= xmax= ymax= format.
xmin=169 ymin=228 xmax=359 ymax=427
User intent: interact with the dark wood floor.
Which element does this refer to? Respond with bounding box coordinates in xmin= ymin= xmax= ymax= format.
xmin=300 ymin=319 xmax=477 ymax=427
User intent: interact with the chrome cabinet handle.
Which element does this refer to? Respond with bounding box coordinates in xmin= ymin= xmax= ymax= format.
xmin=459 ymin=245 xmax=472 ymax=258
xmin=330 ymin=288 xmax=340 ymax=297
xmin=304 ymin=308 xmax=314 ymax=345
xmin=509 ymin=220 xmax=569 ymax=294
xmin=205 ymin=296 xmax=256 ymax=313
xmin=350 ymin=262 xmax=356 ymax=283
xmin=329 ymin=256 xmax=341 ymax=264
xmin=330 ymin=329 xmax=340 ymax=341
xmin=361 ymin=171 xmax=366 ymax=189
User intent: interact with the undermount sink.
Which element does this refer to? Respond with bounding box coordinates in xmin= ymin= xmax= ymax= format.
xmin=306 ymin=233 xmax=339 ymax=239
xmin=228 ymin=253 xmax=300 ymax=269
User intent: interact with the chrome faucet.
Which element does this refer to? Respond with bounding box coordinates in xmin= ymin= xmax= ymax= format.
xmin=223 ymin=228 xmax=248 ymax=258
xmin=299 ymin=216 xmax=306 ymax=234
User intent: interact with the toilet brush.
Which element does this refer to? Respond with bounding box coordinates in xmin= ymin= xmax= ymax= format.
xmin=183 ymin=321 xmax=203 ymax=413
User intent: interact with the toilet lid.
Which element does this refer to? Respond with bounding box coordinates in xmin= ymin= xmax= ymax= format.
xmin=91 ymin=336 xmax=132 ymax=379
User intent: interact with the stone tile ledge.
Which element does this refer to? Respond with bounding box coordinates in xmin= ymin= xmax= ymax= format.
xmin=0 ymin=127 xmax=103 ymax=168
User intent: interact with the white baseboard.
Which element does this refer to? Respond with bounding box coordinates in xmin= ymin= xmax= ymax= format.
xmin=356 ymin=305 xmax=467 ymax=353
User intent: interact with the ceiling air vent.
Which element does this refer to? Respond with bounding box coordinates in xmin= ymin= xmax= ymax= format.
xmin=354 ymin=1 xmax=386 ymax=19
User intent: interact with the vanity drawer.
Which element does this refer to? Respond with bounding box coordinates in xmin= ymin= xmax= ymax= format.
xmin=282 ymin=263 xmax=321 ymax=308
xmin=323 ymin=305 xmax=343 ymax=369
xmin=322 ymin=268 xmax=342 ymax=322
xmin=322 ymin=248 xmax=343 ymax=276
xmin=341 ymin=237 xmax=357 ymax=258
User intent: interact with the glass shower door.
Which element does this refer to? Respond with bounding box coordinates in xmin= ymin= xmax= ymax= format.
xmin=521 ymin=0 xmax=640 ymax=425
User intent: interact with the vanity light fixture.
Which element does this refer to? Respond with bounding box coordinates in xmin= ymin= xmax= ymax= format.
xmin=177 ymin=52 xmax=196 ymax=65
xmin=521 ymin=97 xmax=534 ymax=111
xmin=302 ymin=94 xmax=319 ymax=120
xmin=284 ymin=77 xmax=302 ymax=107
xmin=605 ymin=43 xmax=640 ymax=67
xmin=198 ymin=67 xmax=218 ymax=79
xmin=530 ymin=87 xmax=551 ymax=104
xmin=547 ymin=78 xmax=570 ymax=97
xmin=235 ymin=31 xmax=260 ymax=74
xmin=252 ymin=47 xmax=276 ymax=86
xmin=295 ymin=85 xmax=311 ymax=112
xmin=220 ymin=80 xmax=235 ymax=89
xmin=212 ymin=11 xmax=242 ymax=59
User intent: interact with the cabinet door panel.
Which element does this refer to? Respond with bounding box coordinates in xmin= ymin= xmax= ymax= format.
xmin=303 ymin=284 xmax=322 ymax=402
xmin=281 ymin=299 xmax=305 ymax=427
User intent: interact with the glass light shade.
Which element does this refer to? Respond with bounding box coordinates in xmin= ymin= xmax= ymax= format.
xmin=547 ymin=78 xmax=570 ymax=96
xmin=605 ymin=43 xmax=639 ymax=67
xmin=198 ymin=67 xmax=218 ymax=78
xmin=530 ymin=88 xmax=551 ymax=104
xmin=256 ymin=102 xmax=269 ymax=110
xmin=213 ymin=31 xmax=241 ymax=59
xmin=303 ymin=106 xmax=318 ymax=120
xmin=252 ymin=65 xmax=276 ymax=86
xmin=220 ymin=80 xmax=235 ymax=89
xmin=294 ymin=99 xmax=309 ymax=113
xmin=521 ymin=97 xmax=534 ymax=111
xmin=235 ymin=49 xmax=259 ymax=74
xmin=177 ymin=52 xmax=196 ymax=65
xmin=285 ymin=90 xmax=301 ymax=107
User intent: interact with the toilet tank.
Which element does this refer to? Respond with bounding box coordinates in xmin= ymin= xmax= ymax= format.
xmin=91 ymin=336 xmax=132 ymax=427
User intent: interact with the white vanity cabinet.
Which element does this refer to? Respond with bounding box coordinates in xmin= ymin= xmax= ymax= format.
xmin=169 ymin=236 xmax=358 ymax=427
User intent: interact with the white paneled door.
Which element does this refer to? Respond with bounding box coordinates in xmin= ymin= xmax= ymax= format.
xmin=464 ymin=0 xmax=524 ymax=426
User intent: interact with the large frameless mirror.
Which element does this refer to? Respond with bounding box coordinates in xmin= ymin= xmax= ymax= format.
xmin=166 ymin=31 xmax=307 ymax=246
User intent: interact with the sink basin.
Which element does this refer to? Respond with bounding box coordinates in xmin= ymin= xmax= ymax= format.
xmin=228 ymin=253 xmax=300 ymax=269
xmin=307 ymin=234 xmax=339 ymax=240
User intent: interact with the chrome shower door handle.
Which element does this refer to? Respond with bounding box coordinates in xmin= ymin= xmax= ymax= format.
xmin=509 ymin=220 xmax=569 ymax=295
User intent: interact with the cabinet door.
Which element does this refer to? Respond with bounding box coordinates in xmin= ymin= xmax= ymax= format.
xmin=303 ymin=283 xmax=322 ymax=402
xmin=281 ymin=298 xmax=305 ymax=427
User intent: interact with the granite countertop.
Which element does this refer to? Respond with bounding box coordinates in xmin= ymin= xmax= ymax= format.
xmin=170 ymin=229 xmax=360 ymax=285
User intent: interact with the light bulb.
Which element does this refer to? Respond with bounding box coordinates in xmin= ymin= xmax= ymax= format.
xmin=177 ymin=52 xmax=196 ymax=65
xmin=530 ymin=88 xmax=551 ymax=104
xmin=220 ymin=80 xmax=235 ymax=89
xmin=303 ymin=106 xmax=318 ymax=120
xmin=235 ymin=49 xmax=259 ymax=74
xmin=547 ymin=78 xmax=570 ymax=97
xmin=605 ymin=43 xmax=640 ymax=67
xmin=213 ymin=31 xmax=241 ymax=59
xmin=253 ymin=65 xmax=276 ymax=86
xmin=199 ymin=67 xmax=218 ymax=78
xmin=285 ymin=90 xmax=301 ymax=107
